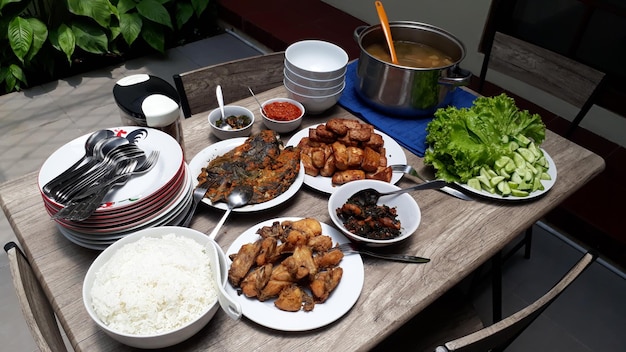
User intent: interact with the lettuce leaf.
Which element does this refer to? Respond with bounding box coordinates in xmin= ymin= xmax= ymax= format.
xmin=424 ymin=93 xmax=545 ymax=182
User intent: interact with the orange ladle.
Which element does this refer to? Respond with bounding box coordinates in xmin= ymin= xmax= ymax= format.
xmin=375 ymin=1 xmax=399 ymax=64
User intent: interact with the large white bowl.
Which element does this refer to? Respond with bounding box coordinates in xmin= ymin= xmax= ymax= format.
xmin=283 ymin=67 xmax=345 ymax=88
xmin=208 ymin=105 xmax=255 ymax=140
xmin=328 ymin=180 xmax=421 ymax=247
xmin=285 ymin=83 xmax=345 ymax=115
xmin=83 ymin=226 xmax=228 ymax=349
xmin=260 ymin=97 xmax=305 ymax=133
xmin=285 ymin=40 xmax=348 ymax=80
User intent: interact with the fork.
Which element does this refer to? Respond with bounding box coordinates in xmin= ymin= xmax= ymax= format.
xmin=390 ymin=164 xmax=473 ymax=201
xmin=179 ymin=180 xmax=212 ymax=227
xmin=337 ymin=242 xmax=430 ymax=263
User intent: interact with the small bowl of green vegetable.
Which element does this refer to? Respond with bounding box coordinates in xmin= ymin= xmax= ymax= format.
xmin=208 ymin=105 xmax=255 ymax=140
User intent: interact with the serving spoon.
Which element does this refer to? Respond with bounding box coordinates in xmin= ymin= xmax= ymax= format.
xmin=350 ymin=179 xmax=446 ymax=205
xmin=375 ymin=1 xmax=399 ymax=64
xmin=207 ymin=186 xmax=254 ymax=241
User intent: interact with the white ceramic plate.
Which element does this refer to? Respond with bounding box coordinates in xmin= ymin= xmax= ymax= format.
xmin=38 ymin=127 xmax=183 ymax=210
xmin=286 ymin=123 xmax=407 ymax=194
xmin=225 ymin=217 xmax=364 ymax=331
xmin=187 ymin=138 xmax=305 ymax=212
xmin=455 ymin=149 xmax=557 ymax=201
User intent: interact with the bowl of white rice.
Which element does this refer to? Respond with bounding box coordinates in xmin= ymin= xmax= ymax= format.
xmin=83 ymin=226 xmax=227 ymax=349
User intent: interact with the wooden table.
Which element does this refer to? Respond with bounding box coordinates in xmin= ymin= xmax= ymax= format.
xmin=0 ymin=86 xmax=605 ymax=351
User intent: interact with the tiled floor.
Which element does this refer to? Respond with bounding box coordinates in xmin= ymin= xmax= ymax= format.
xmin=1 ymin=32 xmax=625 ymax=351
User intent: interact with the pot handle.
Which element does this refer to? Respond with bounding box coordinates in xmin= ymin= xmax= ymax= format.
xmin=353 ymin=26 xmax=368 ymax=42
xmin=439 ymin=65 xmax=472 ymax=86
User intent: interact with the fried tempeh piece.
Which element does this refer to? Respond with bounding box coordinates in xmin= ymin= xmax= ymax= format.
xmin=332 ymin=169 xmax=365 ymax=185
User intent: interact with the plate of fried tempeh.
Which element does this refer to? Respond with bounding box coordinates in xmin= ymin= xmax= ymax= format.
xmin=286 ymin=119 xmax=406 ymax=194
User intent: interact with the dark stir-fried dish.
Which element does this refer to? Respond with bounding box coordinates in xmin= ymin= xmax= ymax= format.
xmin=197 ymin=130 xmax=301 ymax=204
xmin=336 ymin=193 xmax=401 ymax=240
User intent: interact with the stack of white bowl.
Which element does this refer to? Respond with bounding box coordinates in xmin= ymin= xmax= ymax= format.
xmin=283 ymin=40 xmax=349 ymax=114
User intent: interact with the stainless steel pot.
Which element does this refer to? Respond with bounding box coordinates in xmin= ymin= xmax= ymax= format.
xmin=354 ymin=21 xmax=471 ymax=116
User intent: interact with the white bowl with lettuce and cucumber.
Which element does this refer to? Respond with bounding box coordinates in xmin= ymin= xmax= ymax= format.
xmin=424 ymin=93 xmax=557 ymax=200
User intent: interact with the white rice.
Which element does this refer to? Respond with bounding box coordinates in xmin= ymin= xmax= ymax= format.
xmin=90 ymin=234 xmax=217 ymax=335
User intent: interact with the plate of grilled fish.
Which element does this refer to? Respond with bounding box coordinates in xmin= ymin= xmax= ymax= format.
xmin=225 ymin=217 xmax=364 ymax=331
xmin=188 ymin=130 xmax=305 ymax=212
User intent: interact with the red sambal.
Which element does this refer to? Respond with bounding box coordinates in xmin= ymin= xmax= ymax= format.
xmin=264 ymin=101 xmax=302 ymax=121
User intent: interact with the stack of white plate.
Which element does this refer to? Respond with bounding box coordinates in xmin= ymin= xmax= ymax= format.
xmin=38 ymin=127 xmax=193 ymax=250
xmin=283 ymin=40 xmax=348 ymax=114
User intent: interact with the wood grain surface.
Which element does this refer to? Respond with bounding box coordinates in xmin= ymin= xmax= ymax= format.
xmin=0 ymin=86 xmax=605 ymax=351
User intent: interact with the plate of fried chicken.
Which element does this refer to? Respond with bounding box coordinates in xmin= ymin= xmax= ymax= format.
xmin=225 ymin=217 xmax=364 ymax=331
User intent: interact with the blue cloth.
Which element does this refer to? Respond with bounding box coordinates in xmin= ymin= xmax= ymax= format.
xmin=338 ymin=61 xmax=476 ymax=157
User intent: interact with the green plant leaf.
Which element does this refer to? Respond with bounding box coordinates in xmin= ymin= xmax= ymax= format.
xmin=72 ymin=20 xmax=109 ymax=54
xmin=136 ymin=0 xmax=172 ymax=29
xmin=141 ymin=21 xmax=164 ymax=52
xmin=25 ymin=18 xmax=48 ymax=62
xmin=50 ymin=24 xmax=76 ymax=64
xmin=0 ymin=0 xmax=22 ymax=13
xmin=9 ymin=63 xmax=26 ymax=84
xmin=175 ymin=2 xmax=193 ymax=30
xmin=191 ymin=0 xmax=208 ymax=16
xmin=119 ymin=12 xmax=141 ymax=46
xmin=8 ymin=17 xmax=32 ymax=63
xmin=67 ymin=0 xmax=116 ymax=28
xmin=117 ymin=0 xmax=136 ymax=14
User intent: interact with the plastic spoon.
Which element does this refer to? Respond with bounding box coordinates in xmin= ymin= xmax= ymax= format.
xmin=206 ymin=239 xmax=242 ymax=320
xmin=375 ymin=1 xmax=399 ymax=64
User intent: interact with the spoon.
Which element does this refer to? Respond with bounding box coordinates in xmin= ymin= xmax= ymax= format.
xmin=247 ymin=87 xmax=267 ymax=116
xmin=350 ymin=180 xmax=447 ymax=205
xmin=42 ymin=129 xmax=114 ymax=194
xmin=207 ymin=240 xmax=242 ymax=320
xmin=375 ymin=1 xmax=399 ymax=64
xmin=216 ymin=85 xmax=226 ymax=121
xmin=207 ymin=186 xmax=254 ymax=241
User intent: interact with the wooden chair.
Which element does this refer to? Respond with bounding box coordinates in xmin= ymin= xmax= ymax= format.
xmin=437 ymin=252 xmax=596 ymax=352
xmin=4 ymin=241 xmax=69 ymax=352
xmin=476 ymin=4 xmax=605 ymax=321
xmin=173 ymin=51 xmax=286 ymax=118
xmin=374 ymin=251 xmax=596 ymax=351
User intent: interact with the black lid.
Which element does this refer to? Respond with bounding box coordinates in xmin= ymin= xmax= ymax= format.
xmin=113 ymin=74 xmax=180 ymax=120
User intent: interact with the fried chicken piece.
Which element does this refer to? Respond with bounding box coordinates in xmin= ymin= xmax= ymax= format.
xmin=240 ymin=263 xmax=273 ymax=298
xmin=274 ymin=284 xmax=305 ymax=312
xmin=228 ymin=240 xmax=262 ymax=286
xmin=256 ymin=221 xmax=285 ymax=241
xmin=290 ymin=218 xmax=323 ymax=238
xmin=314 ymin=247 xmax=344 ymax=269
xmin=282 ymin=246 xmax=317 ymax=280
xmin=285 ymin=229 xmax=308 ymax=248
xmin=256 ymin=237 xmax=282 ymax=266
xmin=307 ymin=234 xmax=333 ymax=253
xmin=310 ymin=267 xmax=343 ymax=303
xmin=258 ymin=280 xmax=293 ymax=301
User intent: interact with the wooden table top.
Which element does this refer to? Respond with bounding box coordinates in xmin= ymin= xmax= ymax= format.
xmin=0 ymin=86 xmax=605 ymax=351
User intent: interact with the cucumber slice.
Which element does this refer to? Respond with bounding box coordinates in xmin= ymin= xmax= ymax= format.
xmin=511 ymin=189 xmax=529 ymax=197
xmin=518 ymin=148 xmax=536 ymax=163
xmin=468 ymin=178 xmax=482 ymax=191
xmin=497 ymin=181 xmax=511 ymax=196
xmin=490 ymin=176 xmax=505 ymax=187
xmin=540 ymin=172 xmax=552 ymax=181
